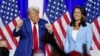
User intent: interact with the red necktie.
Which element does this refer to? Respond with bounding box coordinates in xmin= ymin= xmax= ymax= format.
xmin=33 ymin=24 xmax=38 ymax=50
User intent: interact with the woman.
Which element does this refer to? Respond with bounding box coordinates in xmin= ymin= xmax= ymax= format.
xmin=64 ymin=6 xmax=92 ymax=56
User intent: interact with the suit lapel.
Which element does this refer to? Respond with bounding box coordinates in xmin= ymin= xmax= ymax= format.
xmin=25 ymin=19 xmax=33 ymax=41
xmin=70 ymin=27 xmax=75 ymax=41
xmin=38 ymin=22 xmax=45 ymax=39
xmin=70 ymin=26 xmax=83 ymax=41
xmin=76 ymin=26 xmax=83 ymax=41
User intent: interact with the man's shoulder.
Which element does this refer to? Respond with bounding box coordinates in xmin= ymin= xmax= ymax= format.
xmin=39 ymin=18 xmax=48 ymax=24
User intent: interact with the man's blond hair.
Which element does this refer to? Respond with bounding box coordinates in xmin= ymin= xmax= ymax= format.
xmin=28 ymin=6 xmax=39 ymax=14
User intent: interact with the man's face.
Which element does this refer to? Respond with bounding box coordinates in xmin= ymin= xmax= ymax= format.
xmin=29 ymin=11 xmax=39 ymax=23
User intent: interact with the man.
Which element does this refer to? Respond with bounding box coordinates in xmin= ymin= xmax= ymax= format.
xmin=13 ymin=6 xmax=52 ymax=56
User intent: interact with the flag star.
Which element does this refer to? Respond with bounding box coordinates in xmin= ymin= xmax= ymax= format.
xmin=11 ymin=9 xmax=14 ymax=11
xmin=15 ymin=10 xmax=18 ymax=12
xmin=97 ymin=3 xmax=99 ymax=6
xmin=93 ymin=7 xmax=96 ymax=9
xmin=56 ymin=12 xmax=58 ymax=14
xmin=87 ymin=13 xmax=90 ymax=16
xmin=3 ymin=16 xmax=5 ymax=18
xmin=95 ymin=12 xmax=98 ymax=15
xmin=50 ymin=14 xmax=52 ymax=17
xmin=16 ymin=1 xmax=18 ymax=3
xmin=63 ymin=10 xmax=66 ymax=12
xmin=57 ymin=7 xmax=59 ymax=10
xmin=60 ymin=13 xmax=61 ymax=15
xmin=55 ymin=17 xmax=57 ymax=19
xmin=13 ymin=0 xmax=15 ymax=2
xmin=6 ymin=16 xmax=9 ymax=19
xmin=61 ymin=0 xmax=63 ymax=2
xmin=0 ymin=10 xmax=3 ymax=12
xmin=49 ymin=0 xmax=51 ymax=2
xmin=7 ymin=12 xmax=9 ymax=15
xmin=50 ymin=10 xmax=52 ymax=12
xmin=93 ymin=2 xmax=96 ymax=4
xmin=10 ymin=17 xmax=12 ymax=19
xmin=10 ymin=18 xmax=12 ymax=20
xmin=7 ymin=8 xmax=10 ymax=10
xmin=52 ymin=6 xmax=55 ymax=9
xmin=87 ymin=3 xmax=89 ymax=6
xmin=48 ymin=4 xmax=50 ymax=7
xmin=5 ymin=2 xmax=7 ymax=4
xmin=12 ymin=4 xmax=14 ymax=6
xmin=89 ymin=19 xmax=92 ymax=22
xmin=51 ymin=10 xmax=54 ymax=13
xmin=11 ymin=13 xmax=13 ymax=15
xmin=47 ymin=9 xmax=49 ymax=11
xmin=53 ymin=1 xmax=56 ymax=4
xmin=88 ymin=9 xmax=90 ymax=11
xmin=92 ymin=16 xmax=94 ymax=18
xmin=8 ymin=3 xmax=11 ymax=6
xmin=64 ymin=5 xmax=66 ymax=8
xmin=93 ymin=11 xmax=95 ymax=13
xmin=89 ymin=4 xmax=91 ymax=7
xmin=58 ymin=3 xmax=60 ymax=5
xmin=5 ymin=21 xmax=8 ymax=24
xmin=2 ymin=1 xmax=5 ymax=3
xmin=51 ymin=16 xmax=53 ymax=18
xmin=14 ymin=14 xmax=17 ymax=17
xmin=4 ymin=7 xmax=7 ymax=9
xmin=61 ymin=4 xmax=63 ymax=6
xmin=16 ymin=5 xmax=18 ymax=8
xmin=85 ymin=8 xmax=88 ymax=11
xmin=1 ymin=5 xmax=4 ymax=8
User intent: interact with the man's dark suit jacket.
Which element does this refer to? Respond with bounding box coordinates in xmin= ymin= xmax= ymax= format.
xmin=13 ymin=18 xmax=48 ymax=56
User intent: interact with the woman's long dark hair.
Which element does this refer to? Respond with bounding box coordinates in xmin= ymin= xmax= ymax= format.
xmin=70 ymin=6 xmax=87 ymax=27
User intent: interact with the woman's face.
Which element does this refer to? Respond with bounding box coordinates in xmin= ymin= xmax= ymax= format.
xmin=73 ymin=8 xmax=82 ymax=21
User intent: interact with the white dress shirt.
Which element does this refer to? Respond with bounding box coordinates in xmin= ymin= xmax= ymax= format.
xmin=72 ymin=30 xmax=79 ymax=41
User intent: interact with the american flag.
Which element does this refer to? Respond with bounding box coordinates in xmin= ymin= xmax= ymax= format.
xmin=43 ymin=0 xmax=71 ymax=56
xmin=85 ymin=0 xmax=100 ymax=50
xmin=0 ymin=0 xmax=20 ymax=49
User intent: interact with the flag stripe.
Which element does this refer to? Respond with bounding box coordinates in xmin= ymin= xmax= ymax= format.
xmin=85 ymin=0 xmax=100 ymax=50
xmin=94 ymin=20 xmax=100 ymax=34
xmin=45 ymin=44 xmax=51 ymax=56
xmin=61 ymin=16 xmax=68 ymax=31
xmin=63 ymin=13 xmax=70 ymax=24
xmin=52 ymin=24 xmax=64 ymax=49
xmin=92 ymin=40 xmax=98 ymax=50
xmin=0 ymin=28 xmax=11 ymax=49
xmin=92 ymin=23 xmax=100 ymax=42
xmin=0 ymin=18 xmax=16 ymax=49
xmin=93 ymin=33 xmax=100 ymax=50
xmin=57 ymin=19 xmax=66 ymax=37
xmin=5 ymin=22 xmax=18 ymax=47
xmin=44 ymin=0 xmax=71 ymax=55
xmin=97 ymin=16 xmax=100 ymax=26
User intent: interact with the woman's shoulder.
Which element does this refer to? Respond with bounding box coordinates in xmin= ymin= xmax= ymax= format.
xmin=86 ymin=22 xmax=92 ymax=26
xmin=85 ymin=22 xmax=92 ymax=28
xmin=66 ymin=25 xmax=72 ymax=30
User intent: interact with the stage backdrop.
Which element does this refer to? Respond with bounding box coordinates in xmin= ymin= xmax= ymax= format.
xmin=0 ymin=0 xmax=100 ymax=56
